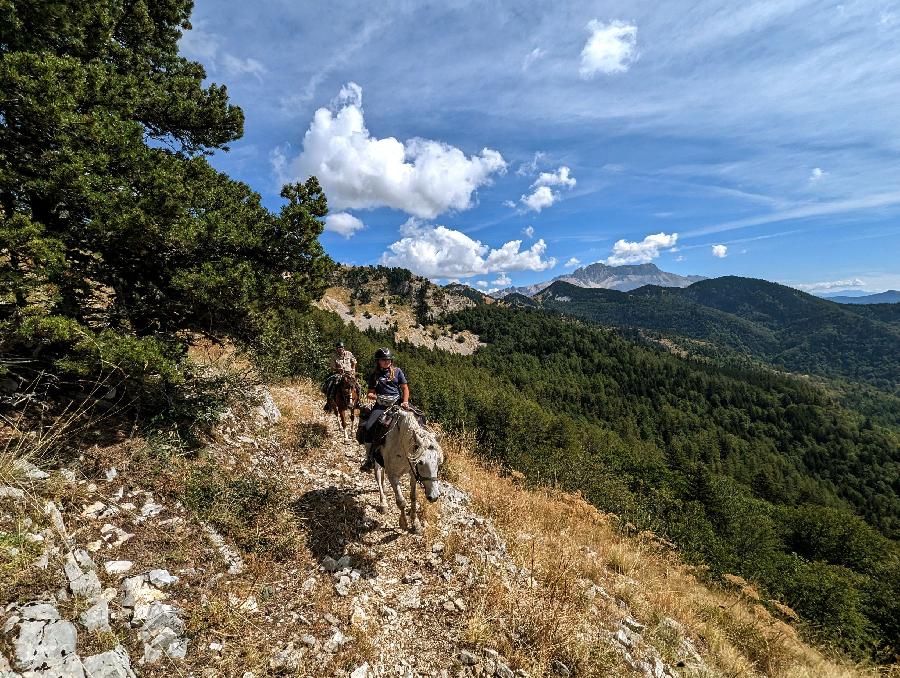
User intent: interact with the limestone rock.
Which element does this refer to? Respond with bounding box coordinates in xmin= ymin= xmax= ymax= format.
xmin=79 ymin=600 xmax=111 ymax=633
xmin=82 ymin=646 xmax=136 ymax=678
xmin=14 ymin=618 xmax=78 ymax=672
xmin=104 ymin=561 xmax=132 ymax=575
xmin=456 ymin=650 xmax=477 ymax=666
xmin=147 ymin=570 xmax=178 ymax=588
xmin=0 ymin=486 xmax=25 ymax=500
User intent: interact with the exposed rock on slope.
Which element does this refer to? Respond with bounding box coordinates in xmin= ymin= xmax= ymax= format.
xmin=315 ymin=266 xmax=489 ymax=355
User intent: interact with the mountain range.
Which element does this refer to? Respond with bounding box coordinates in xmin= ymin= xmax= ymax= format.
xmin=520 ymin=276 xmax=900 ymax=395
xmin=491 ymin=262 xmax=705 ymax=298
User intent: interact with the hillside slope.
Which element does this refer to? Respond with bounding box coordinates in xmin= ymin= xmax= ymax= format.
xmin=530 ymin=277 xmax=900 ymax=392
xmin=0 ymin=370 xmax=865 ymax=677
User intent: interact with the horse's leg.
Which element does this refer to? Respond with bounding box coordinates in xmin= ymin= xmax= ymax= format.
xmin=389 ymin=474 xmax=408 ymax=531
xmin=408 ymin=474 xmax=421 ymax=534
xmin=338 ymin=406 xmax=348 ymax=441
xmin=374 ymin=464 xmax=386 ymax=514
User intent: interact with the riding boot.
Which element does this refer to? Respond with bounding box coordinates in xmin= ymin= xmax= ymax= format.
xmin=360 ymin=444 xmax=375 ymax=472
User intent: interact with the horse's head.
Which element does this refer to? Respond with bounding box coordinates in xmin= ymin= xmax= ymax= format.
xmin=411 ymin=425 xmax=444 ymax=503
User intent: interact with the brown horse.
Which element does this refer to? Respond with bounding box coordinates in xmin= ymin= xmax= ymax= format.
xmin=326 ymin=372 xmax=359 ymax=441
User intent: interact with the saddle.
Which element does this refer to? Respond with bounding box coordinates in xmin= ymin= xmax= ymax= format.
xmin=356 ymin=404 xmax=427 ymax=446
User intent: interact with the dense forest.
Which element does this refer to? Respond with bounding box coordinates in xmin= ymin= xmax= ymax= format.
xmin=290 ymin=301 xmax=900 ymax=660
xmin=531 ymin=277 xmax=900 ymax=393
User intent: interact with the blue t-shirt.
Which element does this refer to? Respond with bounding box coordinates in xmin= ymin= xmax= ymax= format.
xmin=369 ymin=367 xmax=407 ymax=400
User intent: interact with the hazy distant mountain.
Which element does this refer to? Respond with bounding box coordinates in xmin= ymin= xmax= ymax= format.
xmin=491 ymin=262 xmax=705 ymax=298
xmin=827 ymin=290 xmax=900 ymax=304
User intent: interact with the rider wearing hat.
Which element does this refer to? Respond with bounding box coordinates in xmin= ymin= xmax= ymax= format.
xmin=323 ymin=341 xmax=358 ymax=410
xmin=360 ymin=347 xmax=409 ymax=471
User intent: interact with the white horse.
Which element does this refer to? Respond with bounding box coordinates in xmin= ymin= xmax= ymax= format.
xmin=373 ymin=409 xmax=444 ymax=533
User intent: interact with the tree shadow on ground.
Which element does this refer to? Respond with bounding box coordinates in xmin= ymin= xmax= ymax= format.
xmin=292 ymin=486 xmax=385 ymax=573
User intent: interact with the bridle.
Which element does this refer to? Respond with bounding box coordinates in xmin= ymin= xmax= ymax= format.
xmin=407 ymin=433 xmax=440 ymax=485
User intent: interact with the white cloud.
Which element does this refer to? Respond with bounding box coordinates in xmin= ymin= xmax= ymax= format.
xmin=324 ymin=212 xmax=365 ymax=238
xmin=380 ymin=225 xmax=556 ymax=278
xmin=606 ymin=232 xmax=678 ymax=265
xmin=179 ymin=24 xmax=267 ymax=81
xmin=492 ymin=273 xmax=512 ymax=286
xmin=675 ymin=255 xmax=685 ymax=262
xmin=711 ymin=244 xmax=728 ymax=258
xmin=476 ymin=280 xmax=489 ymax=289
xmin=534 ymin=166 xmax=577 ymax=189
xmin=523 ymin=47 xmax=546 ymax=71
xmin=520 ymin=185 xmax=557 ymax=212
xmin=518 ymin=166 xmax=577 ymax=212
xmin=809 ymin=167 xmax=826 ymax=183
xmin=277 ymin=83 xmax=506 ymax=219
xmin=565 ymin=257 xmax=581 ymax=267
xmin=522 ymin=225 xmax=535 ymax=239
xmin=580 ymin=19 xmax=638 ymax=78
xmin=794 ymin=278 xmax=865 ymax=292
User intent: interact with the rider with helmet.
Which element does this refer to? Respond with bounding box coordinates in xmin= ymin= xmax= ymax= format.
xmin=360 ymin=347 xmax=409 ymax=471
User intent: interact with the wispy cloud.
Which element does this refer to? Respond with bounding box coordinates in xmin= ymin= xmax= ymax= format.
xmin=685 ymin=191 xmax=900 ymax=238
xmin=179 ymin=23 xmax=266 ymax=81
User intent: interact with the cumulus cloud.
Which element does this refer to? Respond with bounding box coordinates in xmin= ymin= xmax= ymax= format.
xmin=606 ymin=232 xmax=678 ymax=265
xmin=809 ymin=167 xmax=826 ymax=183
xmin=565 ymin=257 xmax=581 ymax=268
xmin=522 ymin=225 xmax=535 ymax=239
xmin=476 ymin=280 xmax=489 ymax=289
xmin=324 ymin=212 xmax=365 ymax=238
xmin=380 ymin=224 xmax=556 ymax=278
xmin=492 ymin=273 xmax=512 ymax=286
xmin=520 ymin=185 xmax=557 ymax=212
xmin=277 ymin=83 xmax=506 ymax=219
xmin=535 ymin=166 xmax=577 ymax=188
xmin=711 ymin=244 xmax=728 ymax=258
xmin=794 ymin=278 xmax=866 ymax=292
xmin=580 ymin=19 xmax=637 ymax=77
xmin=518 ymin=166 xmax=577 ymax=213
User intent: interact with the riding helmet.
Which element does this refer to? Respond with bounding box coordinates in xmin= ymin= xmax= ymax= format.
xmin=336 ymin=341 xmax=344 ymax=348
xmin=374 ymin=347 xmax=393 ymax=360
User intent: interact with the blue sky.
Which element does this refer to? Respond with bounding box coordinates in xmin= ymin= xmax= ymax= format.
xmin=181 ymin=0 xmax=900 ymax=294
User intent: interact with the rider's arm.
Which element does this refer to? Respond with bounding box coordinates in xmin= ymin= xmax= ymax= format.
xmin=400 ymin=383 xmax=410 ymax=408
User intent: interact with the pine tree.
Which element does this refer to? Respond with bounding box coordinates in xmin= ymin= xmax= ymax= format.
xmin=0 ymin=0 xmax=332 ymax=390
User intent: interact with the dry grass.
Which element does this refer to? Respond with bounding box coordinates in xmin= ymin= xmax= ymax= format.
xmin=443 ymin=435 xmax=875 ymax=678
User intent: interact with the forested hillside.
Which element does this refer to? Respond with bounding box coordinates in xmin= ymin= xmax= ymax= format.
xmin=296 ymin=297 xmax=900 ymax=661
xmin=532 ymin=277 xmax=900 ymax=393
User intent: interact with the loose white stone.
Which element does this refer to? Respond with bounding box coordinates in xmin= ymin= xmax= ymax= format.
xmin=147 ymin=569 xmax=178 ymax=588
xmin=0 ymin=486 xmax=25 ymax=500
xmin=82 ymin=645 xmax=136 ymax=678
xmin=104 ymin=561 xmax=133 ymax=575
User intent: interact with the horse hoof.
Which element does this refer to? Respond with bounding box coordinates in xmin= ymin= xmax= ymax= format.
xmin=411 ymin=524 xmax=423 ymax=535
xmin=377 ymin=504 xmax=386 ymax=514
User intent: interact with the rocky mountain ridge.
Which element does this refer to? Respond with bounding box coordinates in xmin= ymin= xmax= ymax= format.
xmin=491 ymin=263 xmax=705 ymax=299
